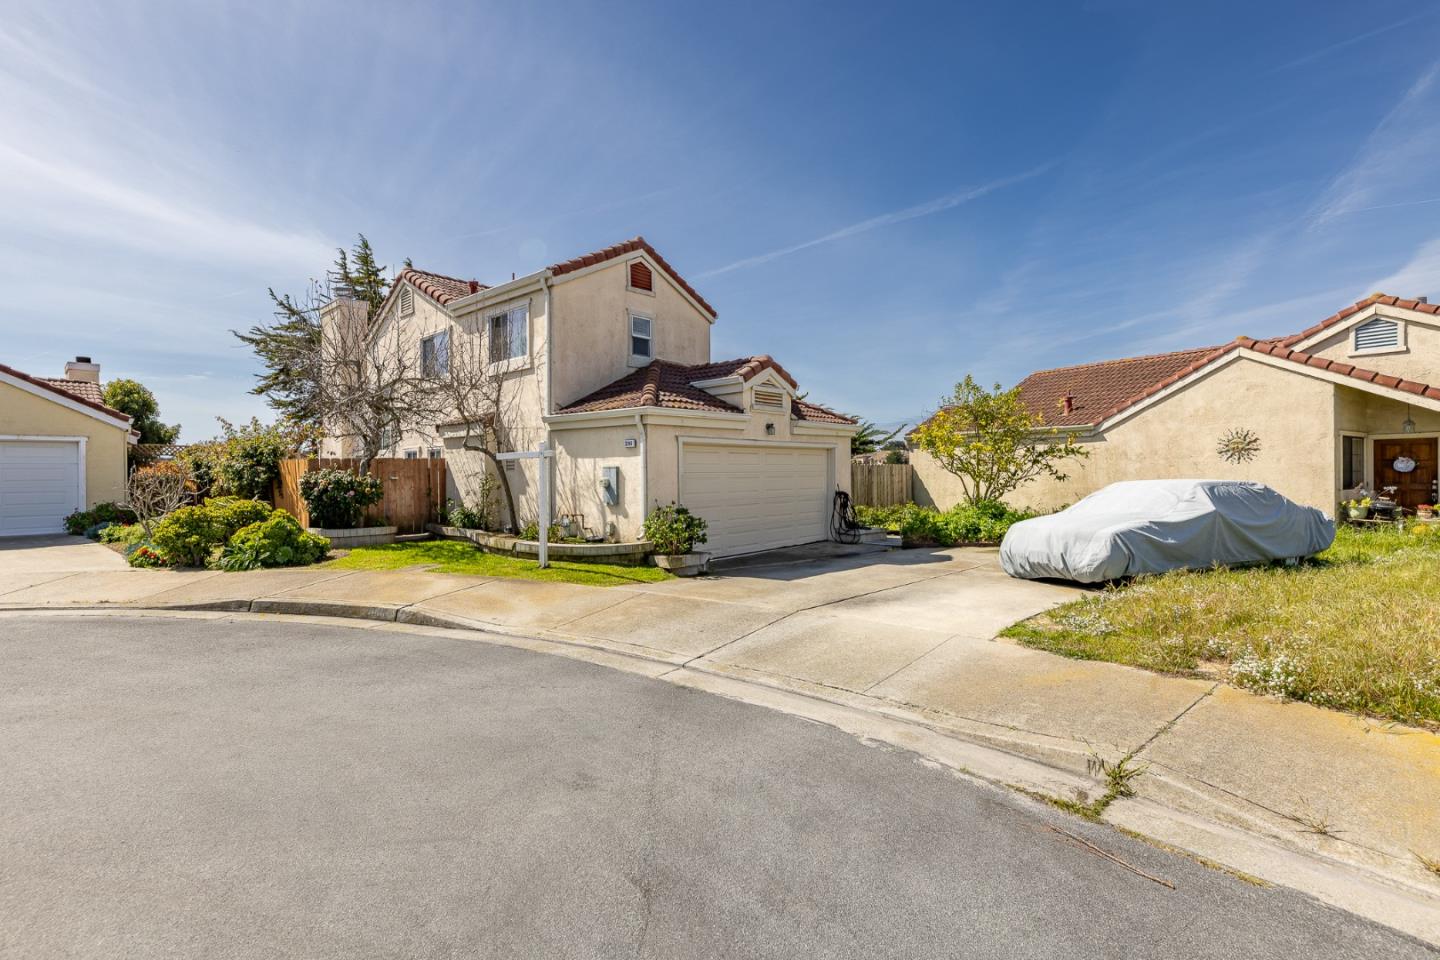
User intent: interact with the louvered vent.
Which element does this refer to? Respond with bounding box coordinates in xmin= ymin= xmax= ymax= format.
xmin=1354 ymin=317 xmax=1399 ymax=351
xmin=398 ymin=285 xmax=414 ymax=317
xmin=629 ymin=260 xmax=653 ymax=291
xmin=753 ymin=387 xmax=785 ymax=410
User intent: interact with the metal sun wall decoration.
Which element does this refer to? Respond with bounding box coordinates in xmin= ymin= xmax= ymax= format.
xmin=1216 ymin=427 xmax=1261 ymax=464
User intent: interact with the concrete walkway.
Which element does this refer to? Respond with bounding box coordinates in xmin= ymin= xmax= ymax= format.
xmin=3 ymin=537 xmax=1439 ymax=941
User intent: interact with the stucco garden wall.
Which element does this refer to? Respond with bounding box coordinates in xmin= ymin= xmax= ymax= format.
xmin=913 ymin=357 xmax=1339 ymax=514
xmin=0 ymin=380 xmax=129 ymax=507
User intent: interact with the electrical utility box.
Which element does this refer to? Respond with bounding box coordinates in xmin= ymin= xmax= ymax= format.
xmin=601 ymin=466 xmax=620 ymax=505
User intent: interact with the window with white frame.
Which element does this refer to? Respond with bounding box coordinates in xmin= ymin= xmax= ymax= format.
xmin=421 ymin=330 xmax=449 ymax=377
xmin=380 ymin=424 xmax=397 ymax=451
xmin=1342 ymin=435 xmax=1364 ymax=488
xmin=428 ymin=446 xmax=442 ymax=459
xmin=1353 ymin=317 xmax=1401 ymax=353
xmin=488 ymin=304 xmax=529 ymax=363
xmin=630 ymin=312 xmax=653 ymax=361
xmin=403 ymin=449 xmax=419 ymax=460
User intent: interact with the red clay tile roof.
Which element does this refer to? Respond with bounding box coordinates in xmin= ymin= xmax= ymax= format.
xmin=549 ymin=236 xmax=718 ymax=319
xmin=395 ymin=268 xmax=486 ymax=307
xmin=557 ymin=357 xmax=853 ymax=424
xmin=1279 ymin=293 xmax=1440 ymax=347
xmin=1012 ymin=346 xmax=1225 ymax=428
xmin=0 ymin=362 xmax=131 ymax=424
xmin=921 ymin=291 xmax=1440 ymax=434
xmin=38 ymin=376 xmax=105 ymax=405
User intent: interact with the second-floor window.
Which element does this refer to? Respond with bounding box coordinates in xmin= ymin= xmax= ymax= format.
xmin=489 ymin=304 xmax=529 ymax=364
xmin=630 ymin=313 xmax=653 ymax=361
xmin=421 ymin=331 xmax=449 ymax=377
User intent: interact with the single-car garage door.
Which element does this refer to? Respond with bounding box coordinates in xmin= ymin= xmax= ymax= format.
xmin=0 ymin=441 xmax=82 ymax=537
xmin=680 ymin=443 xmax=830 ymax=557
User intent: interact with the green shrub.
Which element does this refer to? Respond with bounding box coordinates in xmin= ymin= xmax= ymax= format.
xmin=519 ymin=520 xmax=576 ymax=542
xmin=859 ymin=500 xmax=1035 ymax=547
xmin=151 ymin=504 xmax=222 ymax=567
xmin=218 ymin=511 xmax=330 ymax=571
xmin=177 ymin=442 xmax=225 ymax=498
xmin=643 ymin=503 xmax=708 ymax=555
xmin=299 ymin=469 xmax=384 ymax=529
xmin=63 ymin=502 xmax=137 ymax=536
xmin=213 ymin=418 xmax=292 ymax=500
xmin=99 ymin=523 xmax=146 ymax=548
xmin=205 ymin=497 xmax=274 ymax=540
xmin=443 ymin=499 xmax=487 ymax=530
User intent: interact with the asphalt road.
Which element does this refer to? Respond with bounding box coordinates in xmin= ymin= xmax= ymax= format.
xmin=1 ymin=614 xmax=1432 ymax=959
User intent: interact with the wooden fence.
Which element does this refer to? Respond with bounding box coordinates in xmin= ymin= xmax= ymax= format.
xmin=850 ymin=462 xmax=913 ymax=507
xmin=272 ymin=458 xmax=447 ymax=534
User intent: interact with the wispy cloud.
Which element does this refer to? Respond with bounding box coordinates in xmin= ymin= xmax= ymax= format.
xmin=1370 ymin=235 xmax=1440 ymax=298
xmin=1267 ymin=10 xmax=1438 ymax=74
xmin=696 ymin=163 xmax=1055 ymax=278
xmin=1308 ymin=63 xmax=1440 ymax=228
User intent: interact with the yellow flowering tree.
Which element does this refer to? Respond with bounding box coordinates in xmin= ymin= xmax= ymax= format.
xmin=911 ymin=376 xmax=1088 ymax=504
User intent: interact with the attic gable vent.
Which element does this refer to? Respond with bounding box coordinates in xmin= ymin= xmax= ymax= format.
xmin=628 ymin=260 xmax=653 ymax=292
xmin=398 ymin=285 xmax=415 ymax=317
xmin=753 ymin=387 xmax=785 ymax=410
xmin=1353 ymin=317 xmax=1400 ymax=352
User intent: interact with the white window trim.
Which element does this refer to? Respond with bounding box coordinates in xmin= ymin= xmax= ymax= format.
xmin=627 ymin=309 xmax=654 ymax=367
xmin=625 ymin=257 xmax=657 ymax=297
xmin=421 ymin=330 xmax=449 ymax=378
xmin=486 ymin=301 xmax=532 ymax=372
xmin=1350 ymin=317 xmax=1406 ymax=357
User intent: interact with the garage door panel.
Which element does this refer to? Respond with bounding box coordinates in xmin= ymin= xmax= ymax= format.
xmin=680 ymin=443 xmax=830 ymax=557
xmin=0 ymin=441 xmax=82 ymax=536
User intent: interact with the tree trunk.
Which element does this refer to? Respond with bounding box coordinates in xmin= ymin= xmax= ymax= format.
xmin=472 ymin=446 xmax=518 ymax=533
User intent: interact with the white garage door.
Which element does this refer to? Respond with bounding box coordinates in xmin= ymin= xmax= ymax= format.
xmin=0 ymin=441 xmax=82 ymax=537
xmin=680 ymin=443 xmax=830 ymax=557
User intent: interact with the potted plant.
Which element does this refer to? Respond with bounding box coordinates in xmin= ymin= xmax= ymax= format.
xmin=643 ymin=503 xmax=709 ymax=576
xmin=1344 ymin=496 xmax=1372 ymax=521
xmin=1418 ymin=504 xmax=1436 ymax=520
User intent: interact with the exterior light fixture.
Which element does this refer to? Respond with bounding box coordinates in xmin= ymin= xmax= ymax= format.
xmin=765 ymin=422 xmax=777 ymax=435
xmin=1402 ymin=404 xmax=1416 ymax=434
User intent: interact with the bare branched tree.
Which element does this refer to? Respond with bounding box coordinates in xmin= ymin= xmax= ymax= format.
xmin=420 ymin=333 xmax=521 ymax=531
xmin=313 ymin=297 xmax=435 ymax=470
xmin=127 ymin=463 xmax=191 ymax=540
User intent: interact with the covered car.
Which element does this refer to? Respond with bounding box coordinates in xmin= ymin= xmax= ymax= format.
xmin=999 ymin=480 xmax=1334 ymax=583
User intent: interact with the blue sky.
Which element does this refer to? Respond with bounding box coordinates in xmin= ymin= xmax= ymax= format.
xmin=4 ymin=0 xmax=1440 ymax=439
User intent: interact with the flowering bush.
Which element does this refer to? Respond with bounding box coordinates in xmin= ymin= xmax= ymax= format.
xmin=642 ymin=503 xmax=708 ymax=555
xmin=299 ymin=469 xmax=384 ymax=529
xmin=217 ymin=511 xmax=330 ymax=571
xmin=126 ymin=544 xmax=167 ymax=568
xmin=63 ymin=501 xmax=137 ymax=536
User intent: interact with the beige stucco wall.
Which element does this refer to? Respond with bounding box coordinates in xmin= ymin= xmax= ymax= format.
xmin=550 ymin=258 xmax=712 ymax=408
xmin=1307 ymin=309 xmax=1440 ymax=386
xmin=914 ymin=356 xmax=1340 ymax=514
xmin=0 ymin=380 xmax=130 ymax=507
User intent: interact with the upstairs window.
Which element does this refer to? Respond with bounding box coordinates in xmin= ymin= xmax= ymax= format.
xmin=398 ymin=285 xmax=415 ymax=317
xmin=630 ymin=313 xmax=653 ymax=360
xmin=628 ymin=260 xmax=653 ymax=292
xmin=753 ymin=387 xmax=786 ymax=410
xmin=421 ymin=331 xmax=449 ymax=377
xmin=1353 ymin=317 xmax=1400 ymax=352
xmin=489 ymin=304 xmax=529 ymax=364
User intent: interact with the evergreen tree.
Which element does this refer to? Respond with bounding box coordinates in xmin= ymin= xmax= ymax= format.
xmin=102 ymin=378 xmax=180 ymax=444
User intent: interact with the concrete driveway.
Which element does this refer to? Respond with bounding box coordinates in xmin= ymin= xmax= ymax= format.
xmin=0 ymin=533 xmax=127 ymax=580
xmin=3 ymin=614 xmax=1424 ymax=960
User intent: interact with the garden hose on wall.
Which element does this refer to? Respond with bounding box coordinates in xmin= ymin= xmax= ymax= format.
xmin=832 ymin=490 xmax=862 ymax=545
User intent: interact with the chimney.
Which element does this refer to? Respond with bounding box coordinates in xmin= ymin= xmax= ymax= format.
xmin=1418 ymin=296 xmax=1429 ymax=304
xmin=64 ymin=356 xmax=100 ymax=383
xmin=1061 ymin=394 xmax=1075 ymax=416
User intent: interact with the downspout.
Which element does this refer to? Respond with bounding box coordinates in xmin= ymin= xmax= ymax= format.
xmin=542 ymin=274 xmax=554 ymax=417
xmin=635 ymin=411 xmax=649 ymax=532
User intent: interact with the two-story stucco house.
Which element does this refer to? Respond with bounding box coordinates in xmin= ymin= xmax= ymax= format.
xmin=321 ymin=237 xmax=856 ymax=557
xmin=913 ymin=293 xmax=1440 ymax=516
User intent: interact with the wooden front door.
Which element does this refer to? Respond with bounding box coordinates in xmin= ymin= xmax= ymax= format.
xmin=1374 ymin=437 xmax=1439 ymax=510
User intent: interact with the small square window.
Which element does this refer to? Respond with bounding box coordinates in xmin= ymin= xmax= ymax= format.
xmin=421 ymin=331 xmax=449 ymax=377
xmin=403 ymin=449 xmax=419 ymax=460
xmin=630 ymin=314 xmax=652 ymax=360
xmin=428 ymin=446 xmax=442 ymax=459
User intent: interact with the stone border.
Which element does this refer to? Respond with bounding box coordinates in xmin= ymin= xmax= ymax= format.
xmin=309 ymin=525 xmax=398 ymax=548
xmin=427 ymin=524 xmax=652 ymax=562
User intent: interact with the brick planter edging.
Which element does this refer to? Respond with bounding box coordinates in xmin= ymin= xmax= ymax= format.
xmin=427 ymin=524 xmax=652 ymax=562
xmin=310 ymin=525 xmax=398 ymax=548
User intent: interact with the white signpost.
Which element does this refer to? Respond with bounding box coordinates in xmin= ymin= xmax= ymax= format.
xmin=496 ymin=441 xmax=555 ymax=568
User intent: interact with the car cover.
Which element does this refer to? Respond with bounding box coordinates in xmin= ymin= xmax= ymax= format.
xmin=999 ymin=480 xmax=1335 ymax=583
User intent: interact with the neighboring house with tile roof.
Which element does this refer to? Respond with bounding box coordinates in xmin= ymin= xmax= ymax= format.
xmin=912 ymin=294 xmax=1440 ymax=516
xmin=322 ymin=237 xmax=856 ymax=556
xmin=0 ymin=356 xmax=137 ymax=536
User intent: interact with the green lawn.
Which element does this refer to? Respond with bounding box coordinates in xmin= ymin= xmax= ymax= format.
xmin=325 ymin=540 xmax=671 ymax=587
xmin=1001 ymin=524 xmax=1440 ymax=728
